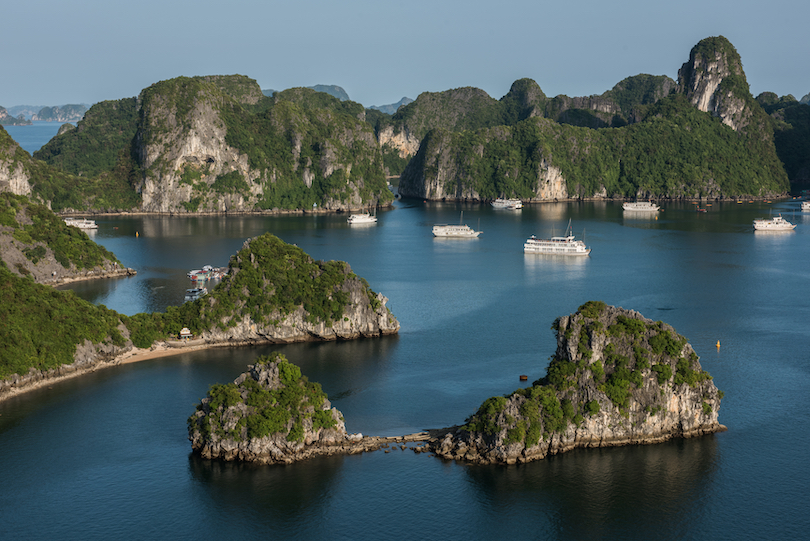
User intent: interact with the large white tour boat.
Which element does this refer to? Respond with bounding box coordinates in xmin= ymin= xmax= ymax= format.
xmin=64 ymin=217 xmax=98 ymax=230
xmin=432 ymin=212 xmax=481 ymax=238
xmin=432 ymin=224 xmax=482 ymax=238
xmin=347 ymin=213 xmax=378 ymax=224
xmin=753 ymin=214 xmax=796 ymax=231
xmin=524 ymin=220 xmax=591 ymax=256
xmin=491 ymin=198 xmax=523 ymax=210
xmin=622 ymin=201 xmax=660 ymax=212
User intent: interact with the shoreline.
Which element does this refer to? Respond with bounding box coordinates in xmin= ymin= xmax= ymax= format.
xmin=0 ymin=341 xmax=217 ymax=403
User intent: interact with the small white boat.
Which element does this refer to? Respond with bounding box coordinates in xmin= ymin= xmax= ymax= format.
xmin=801 ymin=201 xmax=810 ymax=211
xmin=753 ymin=214 xmax=796 ymax=231
xmin=491 ymin=198 xmax=523 ymax=210
xmin=64 ymin=217 xmax=98 ymax=229
xmin=623 ymin=201 xmax=660 ymax=212
xmin=184 ymin=287 xmax=208 ymax=302
xmin=347 ymin=213 xmax=378 ymax=224
xmin=433 ymin=212 xmax=481 ymax=238
xmin=524 ymin=219 xmax=591 ymax=256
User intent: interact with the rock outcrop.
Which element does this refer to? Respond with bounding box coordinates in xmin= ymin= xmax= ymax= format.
xmin=188 ymin=353 xmax=356 ymax=464
xmin=429 ymin=302 xmax=725 ymax=464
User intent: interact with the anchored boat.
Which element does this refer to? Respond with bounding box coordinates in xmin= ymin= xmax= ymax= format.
xmin=524 ymin=219 xmax=591 ymax=256
xmin=432 ymin=212 xmax=481 ymax=238
xmin=753 ymin=214 xmax=796 ymax=231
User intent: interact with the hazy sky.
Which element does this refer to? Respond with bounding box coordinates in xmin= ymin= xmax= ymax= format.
xmin=2 ymin=0 xmax=808 ymax=108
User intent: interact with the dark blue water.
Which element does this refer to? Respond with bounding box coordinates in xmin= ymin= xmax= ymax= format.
xmin=3 ymin=121 xmax=70 ymax=154
xmin=1 ymin=200 xmax=809 ymax=540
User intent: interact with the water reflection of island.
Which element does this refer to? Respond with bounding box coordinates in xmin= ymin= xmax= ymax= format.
xmin=463 ymin=435 xmax=719 ymax=538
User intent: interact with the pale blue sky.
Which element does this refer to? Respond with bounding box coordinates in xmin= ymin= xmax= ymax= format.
xmin=2 ymin=0 xmax=808 ymax=108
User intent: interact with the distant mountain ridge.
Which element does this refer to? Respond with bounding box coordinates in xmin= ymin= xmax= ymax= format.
xmin=5 ymin=104 xmax=91 ymax=121
xmin=32 ymin=104 xmax=88 ymax=122
xmin=369 ymin=97 xmax=413 ymax=115
xmin=396 ymin=36 xmax=789 ymax=201
xmin=0 ymin=36 xmax=803 ymax=212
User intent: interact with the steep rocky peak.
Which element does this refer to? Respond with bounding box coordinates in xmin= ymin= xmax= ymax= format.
xmin=677 ymin=36 xmax=751 ymax=130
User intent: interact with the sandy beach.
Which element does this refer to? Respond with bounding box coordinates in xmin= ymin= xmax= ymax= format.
xmin=0 ymin=341 xmax=218 ymax=403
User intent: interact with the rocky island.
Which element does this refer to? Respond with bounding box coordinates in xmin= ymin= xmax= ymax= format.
xmin=188 ymin=353 xmax=358 ymax=464
xmin=428 ymin=302 xmax=725 ymax=464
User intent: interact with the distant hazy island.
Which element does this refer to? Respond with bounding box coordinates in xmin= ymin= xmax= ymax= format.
xmin=187 ymin=302 xmax=724 ymax=465
xmin=1 ymin=35 xmax=808 ymax=216
xmin=0 ymin=106 xmax=31 ymax=126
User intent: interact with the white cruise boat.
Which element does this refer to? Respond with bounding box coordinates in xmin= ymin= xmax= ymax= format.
xmin=753 ymin=214 xmax=796 ymax=231
xmin=432 ymin=224 xmax=482 ymax=237
xmin=491 ymin=198 xmax=523 ymax=210
xmin=801 ymin=201 xmax=810 ymax=211
xmin=524 ymin=220 xmax=591 ymax=256
xmin=184 ymin=287 xmax=208 ymax=302
xmin=433 ymin=212 xmax=481 ymax=237
xmin=347 ymin=213 xmax=378 ymax=224
xmin=64 ymin=217 xmax=98 ymax=229
xmin=622 ymin=201 xmax=660 ymax=212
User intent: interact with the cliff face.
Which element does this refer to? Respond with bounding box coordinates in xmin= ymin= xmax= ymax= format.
xmin=137 ymin=78 xmax=393 ymax=212
xmin=136 ymin=78 xmax=254 ymax=213
xmin=0 ymin=128 xmax=33 ymax=196
xmin=676 ymin=36 xmax=752 ymax=131
xmin=430 ymin=302 xmax=725 ymax=465
xmin=188 ymin=353 xmax=354 ymax=464
xmin=398 ymin=119 xmax=571 ymax=201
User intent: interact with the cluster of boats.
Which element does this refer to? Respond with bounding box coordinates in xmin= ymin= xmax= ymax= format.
xmin=187 ymin=265 xmax=226 ymax=282
xmin=184 ymin=265 xmax=227 ymax=302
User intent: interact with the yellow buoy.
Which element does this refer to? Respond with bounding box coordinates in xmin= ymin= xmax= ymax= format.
xmin=716 ymin=340 xmax=721 ymax=348
xmin=136 ymin=231 xmax=139 ymax=237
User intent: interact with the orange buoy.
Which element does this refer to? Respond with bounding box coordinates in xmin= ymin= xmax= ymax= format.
xmin=716 ymin=340 xmax=721 ymax=348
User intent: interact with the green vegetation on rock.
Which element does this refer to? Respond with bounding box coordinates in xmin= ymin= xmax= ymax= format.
xmin=188 ymin=353 xmax=336 ymax=443
xmin=1 ymin=193 xmax=122 ymax=271
xmin=0 ymin=265 xmax=126 ymax=379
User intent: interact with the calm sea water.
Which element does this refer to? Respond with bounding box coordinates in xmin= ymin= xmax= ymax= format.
xmin=0 ymin=131 xmax=808 ymax=540
xmin=3 ymin=121 xmax=70 ymax=154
